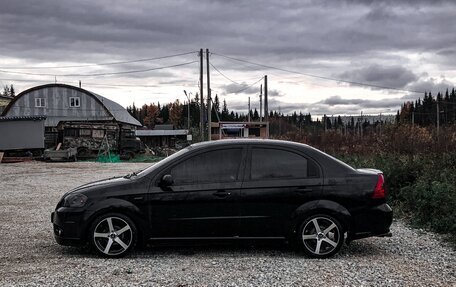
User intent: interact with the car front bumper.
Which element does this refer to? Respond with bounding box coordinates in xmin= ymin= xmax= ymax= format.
xmin=51 ymin=207 xmax=87 ymax=246
xmin=350 ymin=203 xmax=393 ymax=241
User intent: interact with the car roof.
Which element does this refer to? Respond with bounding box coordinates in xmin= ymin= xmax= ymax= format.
xmin=190 ymin=139 xmax=308 ymax=149
xmin=189 ymin=139 xmax=356 ymax=175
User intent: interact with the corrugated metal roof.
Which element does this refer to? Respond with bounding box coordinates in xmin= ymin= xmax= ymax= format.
xmin=136 ymin=129 xmax=188 ymax=136
xmin=88 ymin=91 xmax=142 ymax=127
xmin=0 ymin=116 xmax=46 ymax=122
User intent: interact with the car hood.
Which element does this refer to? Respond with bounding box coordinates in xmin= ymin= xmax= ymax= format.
xmin=65 ymin=176 xmax=132 ymax=195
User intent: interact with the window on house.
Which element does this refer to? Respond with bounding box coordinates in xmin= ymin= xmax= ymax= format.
xmin=64 ymin=128 xmax=79 ymax=137
xmin=92 ymin=130 xmax=105 ymax=138
xmin=69 ymin=97 xmax=80 ymax=107
xmin=79 ymin=129 xmax=91 ymax=137
xmin=35 ymin=98 xmax=46 ymax=107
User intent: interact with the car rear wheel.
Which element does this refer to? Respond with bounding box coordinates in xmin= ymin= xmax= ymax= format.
xmin=89 ymin=213 xmax=137 ymax=257
xmin=299 ymin=214 xmax=344 ymax=258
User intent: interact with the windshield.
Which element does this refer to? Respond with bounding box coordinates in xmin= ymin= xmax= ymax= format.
xmin=136 ymin=146 xmax=192 ymax=178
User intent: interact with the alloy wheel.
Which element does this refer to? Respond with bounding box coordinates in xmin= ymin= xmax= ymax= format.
xmin=301 ymin=216 xmax=341 ymax=256
xmin=93 ymin=216 xmax=133 ymax=256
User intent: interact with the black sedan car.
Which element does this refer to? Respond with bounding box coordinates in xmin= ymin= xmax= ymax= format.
xmin=51 ymin=139 xmax=392 ymax=258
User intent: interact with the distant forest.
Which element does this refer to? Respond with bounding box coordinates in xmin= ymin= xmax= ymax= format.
xmin=126 ymin=88 xmax=456 ymax=135
xmin=3 ymin=83 xmax=455 ymax=132
xmin=398 ymin=88 xmax=456 ymax=126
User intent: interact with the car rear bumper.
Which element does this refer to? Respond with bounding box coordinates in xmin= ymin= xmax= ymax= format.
xmin=349 ymin=203 xmax=393 ymax=241
xmin=51 ymin=208 xmax=86 ymax=246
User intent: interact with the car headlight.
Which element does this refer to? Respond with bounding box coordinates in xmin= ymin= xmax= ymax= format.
xmin=63 ymin=193 xmax=88 ymax=207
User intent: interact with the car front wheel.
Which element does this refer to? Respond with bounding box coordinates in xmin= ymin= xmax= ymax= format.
xmin=299 ymin=214 xmax=344 ymax=258
xmin=89 ymin=213 xmax=137 ymax=257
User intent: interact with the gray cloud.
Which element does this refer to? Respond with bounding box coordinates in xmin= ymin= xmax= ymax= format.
xmin=338 ymin=65 xmax=418 ymax=89
xmin=219 ymin=82 xmax=284 ymax=99
xmin=2 ymin=0 xmax=455 ymax=62
xmin=318 ymin=95 xmax=415 ymax=109
xmin=228 ymin=93 xmax=417 ymax=116
xmin=220 ymin=83 xmax=260 ymax=95
xmin=0 ymin=0 xmax=455 ymax=112
xmin=407 ymin=78 xmax=454 ymax=94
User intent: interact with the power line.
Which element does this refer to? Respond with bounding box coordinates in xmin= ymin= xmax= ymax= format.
xmin=0 ymin=61 xmax=198 ymax=77
xmin=229 ymin=77 xmax=264 ymax=94
xmin=210 ymin=62 xmax=266 ymax=95
xmin=0 ymin=78 xmax=54 ymax=84
xmin=0 ymin=51 xmax=197 ymax=70
xmin=79 ymin=82 xmax=158 ymax=88
xmin=209 ymin=62 xmax=242 ymax=85
xmin=212 ymin=52 xmax=427 ymax=94
xmin=0 ymin=78 xmax=197 ymax=89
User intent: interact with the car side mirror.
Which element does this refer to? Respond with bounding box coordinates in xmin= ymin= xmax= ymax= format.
xmin=160 ymin=174 xmax=174 ymax=187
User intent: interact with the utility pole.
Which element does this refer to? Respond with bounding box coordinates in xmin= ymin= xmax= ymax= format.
xmin=437 ymin=99 xmax=440 ymax=137
xmin=183 ymin=90 xmax=191 ymax=132
xmin=324 ymin=115 xmax=327 ymax=133
xmin=248 ymin=97 xmax=251 ymax=122
xmin=259 ymin=85 xmax=263 ymax=122
xmin=360 ymin=111 xmax=363 ymax=137
xmin=379 ymin=113 xmax=382 ymax=135
xmin=279 ymin=106 xmax=282 ymax=136
xmin=206 ymin=49 xmax=211 ymax=141
xmin=264 ymin=75 xmax=268 ymax=138
xmin=199 ymin=49 xmax=204 ymax=141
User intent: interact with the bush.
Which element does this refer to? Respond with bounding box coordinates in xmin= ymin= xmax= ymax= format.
xmin=340 ymin=153 xmax=456 ymax=246
xmin=401 ymin=179 xmax=456 ymax=237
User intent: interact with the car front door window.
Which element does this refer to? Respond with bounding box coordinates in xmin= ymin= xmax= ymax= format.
xmin=171 ymin=148 xmax=242 ymax=185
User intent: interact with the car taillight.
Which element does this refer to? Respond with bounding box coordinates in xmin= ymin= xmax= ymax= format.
xmin=372 ymin=173 xmax=385 ymax=199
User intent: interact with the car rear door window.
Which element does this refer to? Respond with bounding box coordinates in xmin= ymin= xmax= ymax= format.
xmin=171 ymin=148 xmax=242 ymax=185
xmin=251 ymin=148 xmax=317 ymax=180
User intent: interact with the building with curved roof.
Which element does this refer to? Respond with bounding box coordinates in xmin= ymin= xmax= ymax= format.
xmin=1 ymin=83 xmax=141 ymax=127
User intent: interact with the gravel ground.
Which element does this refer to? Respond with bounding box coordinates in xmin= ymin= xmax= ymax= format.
xmin=0 ymin=161 xmax=454 ymax=287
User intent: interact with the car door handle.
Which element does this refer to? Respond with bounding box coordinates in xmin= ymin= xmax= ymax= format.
xmin=295 ymin=187 xmax=313 ymax=193
xmin=213 ymin=190 xmax=231 ymax=198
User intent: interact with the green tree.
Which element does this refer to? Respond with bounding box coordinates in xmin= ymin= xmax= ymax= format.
xmin=9 ymin=85 xmax=15 ymax=97
xmin=169 ymin=99 xmax=183 ymax=127
xmin=212 ymin=94 xmax=220 ymax=122
xmin=221 ymin=99 xmax=229 ymax=121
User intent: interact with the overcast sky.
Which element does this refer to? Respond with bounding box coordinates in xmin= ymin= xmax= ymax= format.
xmin=1 ymin=0 xmax=455 ymax=116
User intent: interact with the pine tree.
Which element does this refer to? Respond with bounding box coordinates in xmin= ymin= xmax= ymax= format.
xmin=212 ymin=94 xmax=220 ymax=121
xmin=221 ymin=99 xmax=229 ymax=121
xmin=9 ymin=85 xmax=15 ymax=97
xmin=229 ymin=111 xmax=235 ymax=121
xmin=3 ymin=85 xmax=10 ymax=97
xmin=253 ymin=108 xmax=259 ymax=120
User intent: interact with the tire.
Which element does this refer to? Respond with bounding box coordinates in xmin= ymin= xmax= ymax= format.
xmin=298 ymin=214 xmax=344 ymax=258
xmin=89 ymin=213 xmax=137 ymax=258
